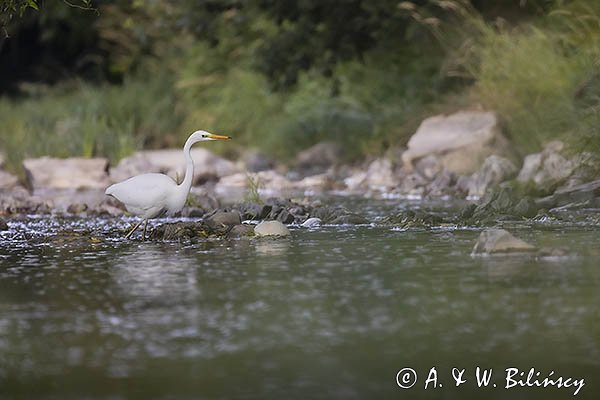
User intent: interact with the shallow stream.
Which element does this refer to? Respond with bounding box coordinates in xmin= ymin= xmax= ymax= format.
xmin=1 ymin=197 xmax=599 ymax=399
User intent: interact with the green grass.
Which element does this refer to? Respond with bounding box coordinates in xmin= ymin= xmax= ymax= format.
xmin=0 ymin=73 xmax=181 ymax=177
xmin=2 ymin=0 xmax=600 ymax=178
xmin=430 ymin=0 xmax=600 ymax=155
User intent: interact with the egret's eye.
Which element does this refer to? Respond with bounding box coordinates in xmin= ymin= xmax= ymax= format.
xmin=202 ymin=134 xmax=208 ymax=138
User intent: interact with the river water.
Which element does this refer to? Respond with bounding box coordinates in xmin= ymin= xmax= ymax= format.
xmin=0 ymin=197 xmax=599 ymax=399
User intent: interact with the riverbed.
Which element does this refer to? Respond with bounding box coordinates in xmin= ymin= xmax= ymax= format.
xmin=1 ymin=197 xmax=599 ymax=399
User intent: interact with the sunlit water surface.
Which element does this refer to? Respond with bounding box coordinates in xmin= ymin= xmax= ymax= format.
xmin=1 ymin=198 xmax=599 ymax=399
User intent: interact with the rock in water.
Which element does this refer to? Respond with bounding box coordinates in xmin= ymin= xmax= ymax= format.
xmin=254 ymin=220 xmax=291 ymax=237
xmin=0 ymin=218 xmax=8 ymax=231
xmin=226 ymin=224 xmax=255 ymax=239
xmin=472 ymin=229 xmax=536 ymax=255
xmin=150 ymin=222 xmax=205 ymax=241
xmin=402 ymin=111 xmax=515 ymax=175
xmin=301 ymin=217 xmax=322 ymax=228
xmin=205 ymin=210 xmax=242 ymax=228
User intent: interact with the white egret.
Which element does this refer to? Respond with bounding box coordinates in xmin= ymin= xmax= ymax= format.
xmin=105 ymin=130 xmax=231 ymax=239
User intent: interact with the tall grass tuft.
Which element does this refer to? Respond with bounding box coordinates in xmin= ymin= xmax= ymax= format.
xmin=0 ymin=72 xmax=181 ymax=175
xmin=418 ymin=0 xmax=600 ymax=155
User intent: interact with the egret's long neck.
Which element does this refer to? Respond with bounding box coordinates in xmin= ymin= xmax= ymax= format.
xmin=179 ymin=137 xmax=197 ymax=193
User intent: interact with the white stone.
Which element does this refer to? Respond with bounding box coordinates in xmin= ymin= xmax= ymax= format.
xmin=23 ymin=157 xmax=110 ymax=190
xmin=301 ymin=217 xmax=322 ymax=228
xmin=254 ymin=220 xmax=291 ymax=237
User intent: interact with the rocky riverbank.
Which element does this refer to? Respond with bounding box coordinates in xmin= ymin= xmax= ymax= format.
xmin=1 ymin=110 xmax=599 ymax=228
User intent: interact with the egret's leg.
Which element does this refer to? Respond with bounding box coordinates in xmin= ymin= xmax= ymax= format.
xmin=142 ymin=219 xmax=148 ymax=240
xmin=125 ymin=220 xmax=143 ymax=239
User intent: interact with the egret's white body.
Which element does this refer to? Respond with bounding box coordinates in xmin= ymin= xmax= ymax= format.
xmin=105 ymin=130 xmax=231 ymax=238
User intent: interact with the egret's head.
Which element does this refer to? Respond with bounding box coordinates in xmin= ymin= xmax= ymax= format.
xmin=192 ymin=130 xmax=231 ymax=141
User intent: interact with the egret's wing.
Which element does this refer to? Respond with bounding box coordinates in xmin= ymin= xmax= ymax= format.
xmin=106 ymin=173 xmax=176 ymax=212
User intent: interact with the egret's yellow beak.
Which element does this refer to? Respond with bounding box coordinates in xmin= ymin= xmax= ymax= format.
xmin=208 ymin=133 xmax=231 ymax=140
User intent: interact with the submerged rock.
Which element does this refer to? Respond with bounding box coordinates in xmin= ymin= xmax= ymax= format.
xmin=402 ymin=111 xmax=515 ymax=175
xmin=381 ymin=210 xmax=445 ymax=229
xmin=150 ymin=222 xmax=207 ymax=242
xmin=0 ymin=218 xmax=8 ymax=231
xmin=254 ymin=220 xmax=291 ymax=237
xmin=329 ymin=214 xmax=369 ymax=225
xmin=23 ymin=157 xmax=110 ymax=190
xmin=472 ymin=228 xmax=536 ymax=255
xmin=226 ymin=224 xmax=255 ymax=239
xmin=468 ymin=187 xmax=540 ymax=224
xmin=310 ymin=205 xmax=369 ymax=225
xmin=537 ymin=178 xmax=600 ymax=210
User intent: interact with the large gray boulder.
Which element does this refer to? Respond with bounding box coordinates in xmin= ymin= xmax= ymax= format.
xmin=468 ymin=155 xmax=518 ymax=198
xmin=472 ymin=228 xmax=536 ymax=255
xmin=23 ymin=157 xmax=110 ymax=190
xmin=402 ymin=111 xmax=514 ymax=175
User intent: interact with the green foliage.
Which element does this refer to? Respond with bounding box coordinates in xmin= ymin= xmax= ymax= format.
xmin=244 ymin=173 xmax=262 ymax=204
xmin=2 ymin=0 xmax=600 ymax=174
xmin=406 ymin=0 xmax=600 ymax=155
xmin=0 ymin=73 xmax=180 ymax=174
